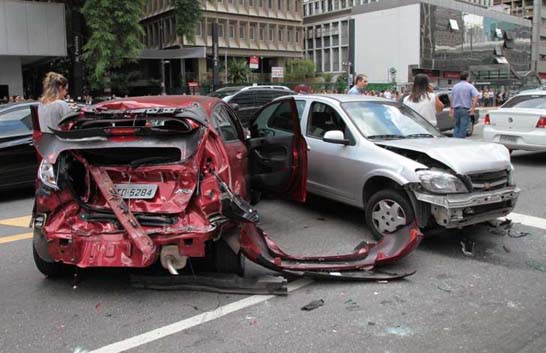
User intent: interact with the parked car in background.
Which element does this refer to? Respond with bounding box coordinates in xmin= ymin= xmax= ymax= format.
xmin=435 ymin=90 xmax=479 ymax=136
xmin=209 ymin=86 xmax=295 ymax=125
xmin=482 ymin=91 xmax=546 ymax=152
xmin=275 ymin=94 xmax=518 ymax=239
xmin=0 ymin=101 xmax=39 ymax=191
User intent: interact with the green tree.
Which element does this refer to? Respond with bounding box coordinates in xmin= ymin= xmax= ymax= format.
xmin=174 ymin=0 xmax=203 ymax=43
xmin=336 ymin=73 xmax=348 ymax=93
xmin=285 ymin=59 xmax=316 ymax=82
xmin=82 ymin=0 xmax=145 ymax=89
xmin=228 ymin=59 xmax=251 ymax=84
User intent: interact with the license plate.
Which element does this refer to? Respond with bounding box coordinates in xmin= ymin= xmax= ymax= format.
xmin=500 ymin=135 xmax=517 ymax=143
xmin=115 ymin=184 xmax=158 ymax=199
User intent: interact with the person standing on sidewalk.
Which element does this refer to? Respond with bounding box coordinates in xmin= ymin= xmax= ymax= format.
xmin=348 ymin=75 xmax=368 ymax=95
xmin=450 ymin=72 xmax=478 ymax=138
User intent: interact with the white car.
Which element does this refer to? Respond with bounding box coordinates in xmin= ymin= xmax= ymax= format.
xmin=482 ymin=91 xmax=546 ymax=152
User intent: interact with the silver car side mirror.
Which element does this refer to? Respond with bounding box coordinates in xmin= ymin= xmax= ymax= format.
xmin=323 ymin=130 xmax=350 ymax=145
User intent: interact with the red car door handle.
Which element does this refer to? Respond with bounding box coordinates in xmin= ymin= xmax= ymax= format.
xmin=236 ymin=151 xmax=246 ymax=160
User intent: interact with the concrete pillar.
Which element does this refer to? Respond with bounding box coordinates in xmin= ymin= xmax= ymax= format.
xmin=0 ymin=56 xmax=23 ymax=96
xmin=197 ymin=58 xmax=207 ymax=83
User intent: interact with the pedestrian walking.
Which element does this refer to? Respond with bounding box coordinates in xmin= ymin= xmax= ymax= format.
xmin=403 ymin=73 xmax=444 ymax=127
xmin=38 ymin=72 xmax=71 ymax=133
xmin=348 ymin=74 xmax=368 ymax=95
xmin=483 ymin=89 xmax=490 ymax=107
xmin=450 ymin=72 xmax=479 ymax=138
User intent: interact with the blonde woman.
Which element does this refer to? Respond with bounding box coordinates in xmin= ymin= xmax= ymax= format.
xmin=38 ymin=72 xmax=71 ymax=132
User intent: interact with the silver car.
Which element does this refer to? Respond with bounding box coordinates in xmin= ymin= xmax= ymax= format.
xmin=269 ymin=94 xmax=519 ymax=238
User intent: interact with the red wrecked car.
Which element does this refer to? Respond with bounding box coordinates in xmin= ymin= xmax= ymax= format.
xmin=31 ymin=95 xmax=422 ymax=281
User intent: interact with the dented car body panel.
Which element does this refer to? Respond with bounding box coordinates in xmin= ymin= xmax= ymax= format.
xmin=289 ymin=95 xmax=519 ymax=233
xmin=31 ymin=95 xmax=420 ymax=278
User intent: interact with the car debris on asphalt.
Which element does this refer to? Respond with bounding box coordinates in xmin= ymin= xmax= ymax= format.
xmin=301 ymin=299 xmax=325 ymax=311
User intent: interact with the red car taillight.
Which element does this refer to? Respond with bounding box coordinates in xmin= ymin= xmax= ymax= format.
xmin=536 ymin=117 xmax=546 ymax=128
xmin=484 ymin=114 xmax=490 ymax=125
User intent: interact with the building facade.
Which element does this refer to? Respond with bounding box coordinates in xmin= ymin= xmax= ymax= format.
xmin=351 ymin=0 xmax=533 ymax=88
xmin=0 ymin=0 xmax=67 ymax=98
xmin=140 ymin=0 xmax=304 ymax=91
xmin=494 ymin=0 xmax=546 ymax=78
xmin=303 ymin=0 xmax=494 ymax=74
xmin=303 ymin=0 xmax=377 ymax=74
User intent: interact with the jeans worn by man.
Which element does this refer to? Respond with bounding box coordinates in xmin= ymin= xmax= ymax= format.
xmin=453 ymin=107 xmax=470 ymax=138
xmin=451 ymin=74 xmax=478 ymax=139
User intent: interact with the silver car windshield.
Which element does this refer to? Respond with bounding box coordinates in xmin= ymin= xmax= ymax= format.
xmin=342 ymin=102 xmax=442 ymax=140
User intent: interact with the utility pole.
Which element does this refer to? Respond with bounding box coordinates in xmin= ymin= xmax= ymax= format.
xmin=160 ymin=21 xmax=166 ymax=95
xmin=212 ymin=23 xmax=220 ymax=90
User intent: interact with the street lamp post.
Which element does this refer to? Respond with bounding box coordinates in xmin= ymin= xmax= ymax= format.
xmin=343 ymin=61 xmax=352 ymax=87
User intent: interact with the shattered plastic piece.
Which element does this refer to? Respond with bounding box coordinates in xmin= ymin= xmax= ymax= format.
xmin=508 ymin=230 xmax=530 ymax=238
xmin=434 ymin=282 xmax=453 ymax=293
xmin=344 ymin=299 xmax=361 ymax=312
xmin=384 ymin=326 xmax=414 ymax=337
xmin=301 ymin=299 xmax=324 ymax=311
xmin=488 ymin=227 xmax=506 ymax=236
xmin=460 ymin=239 xmax=475 ymax=256
xmin=499 ymin=218 xmax=512 ymax=227
xmin=527 ymin=259 xmax=546 ymax=272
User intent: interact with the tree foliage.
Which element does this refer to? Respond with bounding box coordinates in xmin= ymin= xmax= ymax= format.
xmin=228 ymin=59 xmax=251 ymax=84
xmin=174 ymin=0 xmax=203 ymax=44
xmin=82 ymin=0 xmax=145 ymax=87
xmin=285 ymin=59 xmax=316 ymax=82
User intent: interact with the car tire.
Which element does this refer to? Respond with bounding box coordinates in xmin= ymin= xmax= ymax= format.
xmin=32 ymin=241 xmax=70 ymax=278
xmin=365 ymin=189 xmax=415 ymax=240
xmin=214 ymin=239 xmax=245 ymax=277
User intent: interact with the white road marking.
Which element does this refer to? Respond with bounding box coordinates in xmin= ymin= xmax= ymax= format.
xmin=508 ymin=212 xmax=546 ymax=230
xmin=88 ymin=278 xmax=313 ymax=353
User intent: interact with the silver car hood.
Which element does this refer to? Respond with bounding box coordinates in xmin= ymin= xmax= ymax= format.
xmin=376 ymin=137 xmax=511 ymax=175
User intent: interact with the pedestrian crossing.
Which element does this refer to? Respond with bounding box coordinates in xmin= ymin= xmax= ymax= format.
xmin=0 ymin=212 xmax=544 ymax=246
xmin=0 ymin=215 xmax=33 ymax=244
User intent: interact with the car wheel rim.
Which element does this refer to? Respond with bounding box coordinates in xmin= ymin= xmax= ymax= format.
xmin=371 ymin=199 xmax=407 ymax=234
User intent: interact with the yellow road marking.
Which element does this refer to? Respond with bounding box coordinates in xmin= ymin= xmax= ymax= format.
xmin=0 ymin=215 xmax=32 ymax=228
xmin=0 ymin=232 xmax=33 ymax=244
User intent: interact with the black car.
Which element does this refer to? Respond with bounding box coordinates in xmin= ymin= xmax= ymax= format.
xmin=0 ymin=102 xmax=39 ymax=191
xmin=209 ymin=86 xmax=295 ymax=125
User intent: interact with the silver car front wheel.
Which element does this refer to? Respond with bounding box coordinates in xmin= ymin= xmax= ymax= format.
xmin=365 ymin=189 xmax=415 ymax=240
xmin=372 ymin=199 xmax=407 ymax=233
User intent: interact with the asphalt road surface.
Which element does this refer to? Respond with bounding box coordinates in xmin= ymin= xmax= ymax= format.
xmin=0 ymin=132 xmax=545 ymax=353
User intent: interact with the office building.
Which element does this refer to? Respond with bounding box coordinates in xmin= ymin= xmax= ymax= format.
xmin=0 ymin=0 xmax=67 ymax=98
xmin=140 ymin=0 xmax=304 ymax=91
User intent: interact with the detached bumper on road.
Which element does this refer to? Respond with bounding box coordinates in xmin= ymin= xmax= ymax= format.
xmin=413 ymin=187 xmax=520 ymax=228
